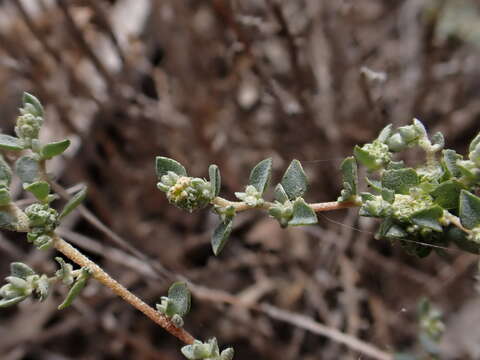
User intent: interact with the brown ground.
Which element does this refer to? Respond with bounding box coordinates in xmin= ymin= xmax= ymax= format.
xmin=0 ymin=1 xmax=480 ymax=359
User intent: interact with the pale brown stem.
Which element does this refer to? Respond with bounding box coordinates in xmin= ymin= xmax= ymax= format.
xmin=212 ymin=197 xmax=359 ymax=213
xmin=53 ymin=235 xmax=195 ymax=345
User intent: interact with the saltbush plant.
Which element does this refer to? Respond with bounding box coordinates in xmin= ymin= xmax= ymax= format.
xmin=0 ymin=93 xmax=479 ymax=358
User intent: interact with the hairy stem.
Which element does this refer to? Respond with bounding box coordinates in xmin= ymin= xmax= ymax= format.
xmin=212 ymin=196 xmax=359 ymax=213
xmin=53 ymin=234 xmax=195 ymax=344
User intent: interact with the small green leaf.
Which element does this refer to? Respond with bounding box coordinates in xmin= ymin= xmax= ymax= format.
xmin=22 ymin=92 xmax=44 ymax=117
xmin=211 ymin=218 xmax=233 ymax=256
xmin=378 ymin=218 xmax=408 ymax=239
xmin=288 ymin=198 xmax=317 ymax=226
xmin=0 ymin=296 xmax=27 ymax=308
xmin=354 ymin=145 xmax=380 ymax=171
xmin=59 ymin=186 xmax=87 ymax=219
xmin=167 ymin=282 xmax=191 ymax=317
xmin=274 ymin=184 xmax=289 ymax=203
xmin=0 ymin=188 xmax=11 ymax=206
xmin=377 ymin=124 xmax=393 ymax=143
xmin=0 ymin=210 xmax=18 ymax=231
xmin=281 ymin=160 xmax=308 ymax=200
xmin=209 ymin=164 xmax=221 ymax=197
xmin=58 ymin=268 xmax=90 ymax=310
xmin=249 ymin=158 xmax=272 ymax=194
xmin=381 ymin=168 xmax=419 ymax=195
xmin=381 ymin=188 xmax=395 ymax=203
xmin=15 ymin=155 xmax=39 ymax=184
xmin=24 ymin=181 xmax=50 ymax=201
xmin=441 ymin=149 xmax=462 ymax=178
xmin=411 ymin=206 xmax=443 ymax=232
xmin=41 ymin=139 xmax=70 ymax=159
xmin=430 ymin=180 xmax=464 ymax=209
xmin=469 ymin=133 xmax=480 ymax=153
xmin=459 ymin=190 xmax=480 ymax=229
xmin=155 ymin=156 xmax=187 ymax=178
xmin=365 ymin=177 xmax=382 ymax=193
xmin=338 ymin=157 xmax=358 ymax=202
xmin=0 ymin=155 xmax=12 ymax=187
xmin=10 ymin=262 xmax=35 ymax=279
xmin=0 ymin=134 xmax=24 ymax=151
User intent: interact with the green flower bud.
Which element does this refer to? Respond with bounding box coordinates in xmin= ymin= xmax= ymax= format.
xmin=15 ymin=113 xmax=43 ymax=147
xmin=234 ymin=185 xmax=264 ymax=207
xmin=162 ymin=176 xmax=213 ymax=212
xmin=25 ymin=203 xmax=58 ymax=231
xmin=268 ymin=200 xmax=293 ymax=227
xmin=392 ymin=192 xmax=434 ymax=222
xmin=386 ymin=133 xmax=407 ymax=152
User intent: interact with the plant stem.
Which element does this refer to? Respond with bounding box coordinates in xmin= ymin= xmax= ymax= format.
xmin=212 ymin=197 xmax=359 ymax=213
xmin=52 ymin=234 xmax=195 ymax=345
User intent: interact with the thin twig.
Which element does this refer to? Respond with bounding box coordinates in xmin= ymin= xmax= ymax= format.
xmin=53 ymin=235 xmax=195 ymax=345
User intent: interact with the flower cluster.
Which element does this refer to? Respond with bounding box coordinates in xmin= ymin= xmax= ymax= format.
xmin=181 ymin=338 xmax=234 ymax=360
xmin=157 ymin=172 xmax=214 ymax=212
xmin=25 ymin=203 xmax=58 ymax=249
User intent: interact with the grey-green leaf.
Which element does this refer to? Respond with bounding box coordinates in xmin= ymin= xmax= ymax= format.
xmin=10 ymin=262 xmax=35 ymax=279
xmin=381 ymin=168 xmax=419 ymax=195
xmin=0 ymin=134 xmax=24 ymax=151
xmin=0 ymin=155 xmax=12 ymax=187
xmin=289 ymin=198 xmax=317 ymax=226
xmin=167 ymin=282 xmax=191 ymax=317
xmin=249 ymin=158 xmax=272 ymax=194
xmin=281 ymin=159 xmax=308 ymax=200
xmin=459 ymin=190 xmax=480 ymax=229
xmin=338 ymin=157 xmax=358 ymax=202
xmin=59 ymin=186 xmax=87 ymax=219
xmin=15 ymin=155 xmax=39 ymax=184
xmin=0 ymin=188 xmax=11 ymax=206
xmin=58 ymin=269 xmax=90 ymax=310
xmin=411 ymin=206 xmax=443 ymax=232
xmin=469 ymin=133 xmax=480 ymax=153
xmin=377 ymin=124 xmax=393 ymax=143
xmin=209 ymin=164 xmax=221 ymax=197
xmin=441 ymin=149 xmax=462 ymax=178
xmin=155 ymin=156 xmax=187 ymax=178
xmin=430 ymin=180 xmax=464 ymax=210
xmin=22 ymin=92 xmax=44 ymax=117
xmin=211 ymin=218 xmax=233 ymax=256
xmin=41 ymin=139 xmax=70 ymax=159
xmin=24 ymin=181 xmax=50 ymax=201
xmin=274 ymin=184 xmax=289 ymax=203
xmin=0 ymin=296 xmax=27 ymax=308
xmin=354 ymin=145 xmax=381 ymax=171
xmin=0 ymin=210 xmax=18 ymax=231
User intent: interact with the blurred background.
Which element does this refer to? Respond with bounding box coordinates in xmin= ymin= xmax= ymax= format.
xmin=0 ymin=0 xmax=480 ymax=359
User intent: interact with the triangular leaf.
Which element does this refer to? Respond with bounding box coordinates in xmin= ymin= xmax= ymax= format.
xmin=22 ymin=92 xmax=44 ymax=117
xmin=411 ymin=206 xmax=443 ymax=232
xmin=59 ymin=186 xmax=87 ymax=219
xmin=249 ymin=158 xmax=272 ymax=194
xmin=281 ymin=159 xmax=308 ymax=200
xmin=430 ymin=180 xmax=464 ymax=210
xmin=209 ymin=164 xmax=221 ymax=197
xmin=0 ymin=134 xmax=24 ymax=151
xmin=24 ymin=181 xmax=50 ymax=201
xmin=211 ymin=218 xmax=233 ymax=256
xmin=381 ymin=168 xmax=419 ymax=195
xmin=288 ymin=198 xmax=317 ymax=226
xmin=167 ymin=282 xmax=191 ymax=317
xmin=274 ymin=184 xmax=289 ymax=203
xmin=155 ymin=156 xmax=187 ymax=178
xmin=15 ymin=155 xmax=39 ymax=184
xmin=41 ymin=139 xmax=71 ymax=159
xmin=459 ymin=190 xmax=480 ymax=229
xmin=0 ymin=155 xmax=12 ymax=187
xmin=469 ymin=133 xmax=480 ymax=153
xmin=377 ymin=124 xmax=393 ymax=143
